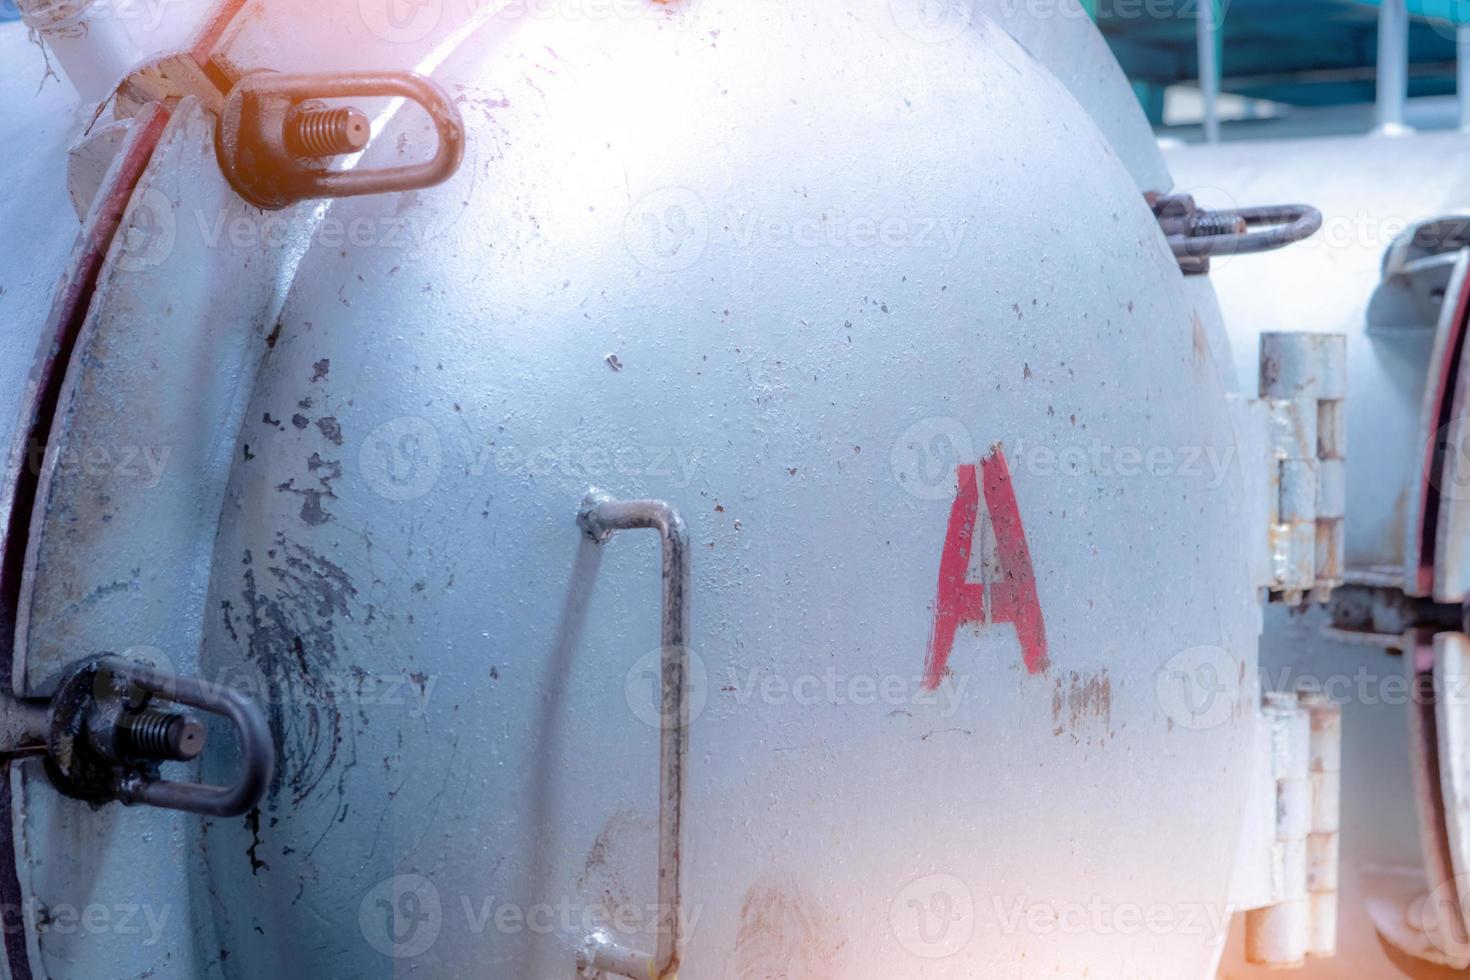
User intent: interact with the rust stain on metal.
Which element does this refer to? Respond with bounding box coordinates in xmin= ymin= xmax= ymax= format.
xmin=575 ymin=810 xmax=647 ymax=911
xmin=1192 ymin=312 xmax=1210 ymax=366
xmin=1388 ymin=487 xmax=1409 ymax=566
xmin=735 ymin=874 xmax=844 ymax=980
xmin=1051 ymin=669 xmax=1112 ymax=742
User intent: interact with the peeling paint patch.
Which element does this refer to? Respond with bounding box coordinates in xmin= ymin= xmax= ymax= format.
xmin=315 ymin=417 xmax=343 ymax=446
xmin=274 ymin=479 xmax=336 ymax=527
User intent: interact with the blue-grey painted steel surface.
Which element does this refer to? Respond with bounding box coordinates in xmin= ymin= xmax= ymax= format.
xmin=0 ymin=4 xmax=1276 ymax=978
xmin=977 ymin=0 xmax=1174 ymax=192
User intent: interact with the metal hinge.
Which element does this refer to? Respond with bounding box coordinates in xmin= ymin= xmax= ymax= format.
xmin=1237 ymin=333 xmax=1348 ymax=605
xmin=1229 ymin=691 xmax=1342 ymax=968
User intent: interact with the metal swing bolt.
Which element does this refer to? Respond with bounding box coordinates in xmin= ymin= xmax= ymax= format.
xmin=218 ymin=71 xmax=463 ymax=209
xmin=287 ymin=104 xmax=371 ymax=159
xmin=1150 ymin=192 xmax=1322 ymax=275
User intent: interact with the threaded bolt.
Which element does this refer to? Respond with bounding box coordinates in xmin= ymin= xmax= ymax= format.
xmin=1190 ymin=210 xmax=1247 ymax=238
xmin=118 ymin=709 xmax=206 ymax=762
xmin=288 ymin=106 xmax=371 ymax=159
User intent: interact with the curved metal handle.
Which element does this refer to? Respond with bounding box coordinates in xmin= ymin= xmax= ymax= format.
xmin=576 ymin=491 xmax=690 ymax=980
xmin=218 ymin=70 xmax=466 ymax=210
xmin=113 ymin=659 xmax=274 ymax=817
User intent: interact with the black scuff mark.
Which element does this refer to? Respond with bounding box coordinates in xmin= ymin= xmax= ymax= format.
xmin=88 ymin=580 xmax=136 ymax=602
xmin=237 ymin=536 xmax=358 ymax=807
xmin=301 ymin=724 xmax=360 ymax=869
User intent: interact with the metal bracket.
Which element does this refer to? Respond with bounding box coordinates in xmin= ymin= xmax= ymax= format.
xmin=216 ymin=70 xmax=466 ymax=210
xmin=1324 ymin=582 xmax=1466 ymax=653
xmin=114 ymin=52 xmax=230 ymax=120
xmin=41 ymin=655 xmax=272 ymax=818
xmin=575 ymin=492 xmax=689 ymax=980
xmin=1368 ymin=217 xmax=1470 ymax=334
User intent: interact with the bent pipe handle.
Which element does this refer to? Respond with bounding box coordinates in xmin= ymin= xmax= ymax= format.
xmin=577 ymin=491 xmax=690 ymax=980
xmin=108 ymin=658 xmax=274 ymax=818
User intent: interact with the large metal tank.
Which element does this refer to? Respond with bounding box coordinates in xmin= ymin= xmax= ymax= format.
xmin=0 ymin=2 xmax=1306 ymax=978
xmin=1168 ymin=133 xmax=1470 ymax=979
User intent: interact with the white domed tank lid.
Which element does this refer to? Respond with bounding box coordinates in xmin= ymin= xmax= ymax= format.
xmin=0 ymin=1 xmax=1276 ymax=978
xmin=207 ymin=2 xmax=1253 ymax=977
xmin=974 ymin=0 xmax=1173 ymax=194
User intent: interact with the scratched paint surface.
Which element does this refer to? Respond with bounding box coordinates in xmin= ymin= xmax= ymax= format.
xmin=0 ymin=40 xmax=85 ymax=555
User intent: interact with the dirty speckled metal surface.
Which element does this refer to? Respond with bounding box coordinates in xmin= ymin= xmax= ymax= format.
xmin=0 ymin=30 xmax=106 ymax=980
xmin=0 ymin=2 xmax=520 ymax=974
xmin=165 ymin=2 xmax=1263 ymax=976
